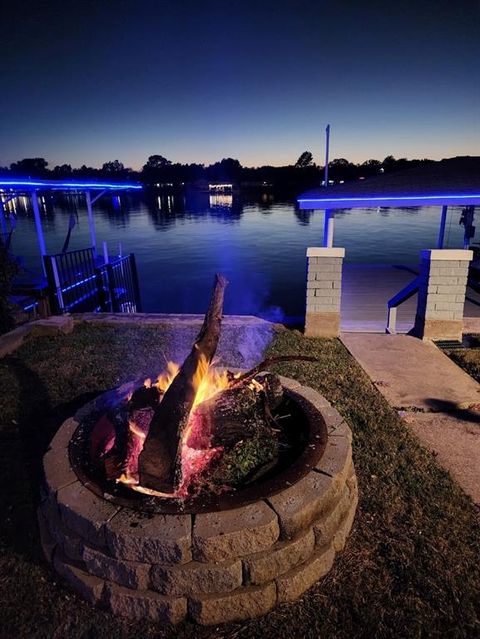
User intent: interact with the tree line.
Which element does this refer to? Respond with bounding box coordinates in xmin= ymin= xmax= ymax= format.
xmin=1 ymin=153 xmax=434 ymax=190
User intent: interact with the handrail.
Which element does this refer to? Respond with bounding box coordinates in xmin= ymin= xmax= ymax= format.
xmin=386 ymin=275 xmax=420 ymax=334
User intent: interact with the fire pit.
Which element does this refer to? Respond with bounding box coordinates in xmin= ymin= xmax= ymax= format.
xmin=37 ymin=276 xmax=358 ymax=625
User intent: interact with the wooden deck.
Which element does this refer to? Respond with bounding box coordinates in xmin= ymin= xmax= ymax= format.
xmin=340 ymin=263 xmax=480 ymax=333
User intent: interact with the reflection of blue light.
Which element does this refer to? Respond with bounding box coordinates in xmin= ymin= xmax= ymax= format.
xmin=61 ymin=274 xmax=97 ymax=293
xmin=298 ymin=193 xmax=480 ymax=209
xmin=0 ymin=179 xmax=142 ymax=190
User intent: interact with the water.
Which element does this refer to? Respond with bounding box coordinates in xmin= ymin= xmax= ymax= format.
xmin=4 ymin=192 xmax=469 ymax=321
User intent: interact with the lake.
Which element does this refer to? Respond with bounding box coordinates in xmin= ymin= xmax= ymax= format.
xmin=5 ymin=191 xmax=469 ymax=321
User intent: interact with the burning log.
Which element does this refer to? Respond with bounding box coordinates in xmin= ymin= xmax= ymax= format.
xmin=185 ymin=372 xmax=284 ymax=488
xmin=138 ymin=274 xmax=228 ymax=492
xmin=186 ymin=372 xmax=283 ymax=450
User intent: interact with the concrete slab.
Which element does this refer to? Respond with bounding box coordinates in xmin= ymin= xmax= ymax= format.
xmin=401 ymin=411 xmax=480 ymax=506
xmin=340 ymin=333 xmax=480 ymax=410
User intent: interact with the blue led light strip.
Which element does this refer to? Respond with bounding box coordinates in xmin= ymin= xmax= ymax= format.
xmin=298 ymin=194 xmax=480 ymax=203
xmin=0 ymin=179 xmax=142 ymax=190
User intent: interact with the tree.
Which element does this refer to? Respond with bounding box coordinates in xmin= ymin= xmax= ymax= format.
xmin=207 ymin=158 xmax=242 ymax=183
xmin=295 ymin=151 xmax=313 ymax=168
xmin=53 ymin=164 xmax=73 ymax=176
xmin=361 ymin=159 xmax=382 ymax=177
xmin=10 ymin=158 xmax=48 ymax=177
xmin=102 ymin=160 xmax=125 ymax=173
xmin=362 ymin=159 xmax=381 ymax=168
xmin=143 ymin=155 xmax=171 ymax=170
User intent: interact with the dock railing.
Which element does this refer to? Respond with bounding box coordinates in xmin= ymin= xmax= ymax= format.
xmin=44 ymin=248 xmax=142 ymax=314
xmin=386 ymin=276 xmax=420 ymax=334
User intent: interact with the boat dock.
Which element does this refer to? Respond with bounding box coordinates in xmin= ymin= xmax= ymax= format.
xmin=341 ymin=263 xmax=480 ymax=333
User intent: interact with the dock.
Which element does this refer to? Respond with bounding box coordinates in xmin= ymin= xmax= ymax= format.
xmin=341 ymin=263 xmax=480 ymax=333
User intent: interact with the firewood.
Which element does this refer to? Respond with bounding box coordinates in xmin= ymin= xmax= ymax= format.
xmin=138 ymin=274 xmax=228 ymax=491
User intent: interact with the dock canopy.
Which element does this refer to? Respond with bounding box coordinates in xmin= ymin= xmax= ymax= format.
xmin=0 ymin=178 xmax=143 ymax=273
xmin=0 ymin=178 xmax=142 ymax=192
xmin=298 ymin=156 xmax=480 ymax=209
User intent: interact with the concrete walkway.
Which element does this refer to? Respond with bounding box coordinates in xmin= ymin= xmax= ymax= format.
xmin=341 ymin=333 xmax=480 ymax=506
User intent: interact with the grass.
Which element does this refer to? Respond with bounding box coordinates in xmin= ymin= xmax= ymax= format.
xmin=0 ymin=323 xmax=479 ymax=639
xmin=445 ymin=336 xmax=480 ymax=384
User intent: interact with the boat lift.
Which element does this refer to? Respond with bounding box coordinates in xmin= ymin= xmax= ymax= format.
xmin=0 ymin=178 xmax=143 ymax=315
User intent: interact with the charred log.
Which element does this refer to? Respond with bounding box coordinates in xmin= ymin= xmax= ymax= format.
xmin=184 ymin=372 xmax=284 ymax=488
xmin=139 ymin=274 xmax=228 ymax=491
xmin=187 ymin=372 xmax=282 ymax=450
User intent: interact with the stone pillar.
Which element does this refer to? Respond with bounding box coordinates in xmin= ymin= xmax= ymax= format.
xmin=305 ymin=247 xmax=345 ymax=337
xmin=412 ymin=249 xmax=473 ymax=341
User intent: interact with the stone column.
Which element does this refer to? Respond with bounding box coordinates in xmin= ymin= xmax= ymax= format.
xmin=305 ymin=247 xmax=345 ymax=338
xmin=412 ymin=249 xmax=473 ymax=341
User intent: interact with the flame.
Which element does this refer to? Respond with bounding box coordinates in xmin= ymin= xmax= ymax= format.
xmin=117 ymin=359 xmax=240 ymax=498
xmin=152 ymin=361 xmax=181 ymax=393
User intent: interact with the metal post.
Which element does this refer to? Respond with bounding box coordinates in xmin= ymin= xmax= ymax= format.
xmin=50 ymin=257 xmax=65 ymax=313
xmin=103 ymin=240 xmax=109 ymax=264
xmin=0 ymin=201 xmax=8 ymax=237
xmin=85 ymin=190 xmax=97 ymax=256
xmin=129 ymin=253 xmax=142 ymax=312
xmin=31 ymin=190 xmax=47 ymax=275
xmin=437 ymin=205 xmax=448 ymax=249
xmin=323 ymin=210 xmax=335 ymax=247
xmin=324 ymin=124 xmax=330 ymax=187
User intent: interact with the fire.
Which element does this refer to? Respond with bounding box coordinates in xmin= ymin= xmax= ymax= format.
xmin=152 ymin=360 xmax=181 ymax=393
xmin=117 ymin=358 xmax=239 ymax=498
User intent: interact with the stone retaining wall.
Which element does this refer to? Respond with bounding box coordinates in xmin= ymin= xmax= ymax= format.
xmin=38 ymin=377 xmax=358 ymax=625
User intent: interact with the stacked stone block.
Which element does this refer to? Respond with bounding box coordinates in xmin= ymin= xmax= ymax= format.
xmin=413 ymin=249 xmax=473 ymax=341
xmin=305 ymin=247 xmax=345 ymax=337
xmin=38 ymin=377 xmax=358 ymax=625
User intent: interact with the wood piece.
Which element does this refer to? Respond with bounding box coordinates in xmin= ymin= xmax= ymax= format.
xmin=139 ymin=274 xmax=228 ymax=491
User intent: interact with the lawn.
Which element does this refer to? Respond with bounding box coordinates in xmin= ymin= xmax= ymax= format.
xmin=0 ymin=323 xmax=479 ymax=639
xmin=445 ymin=336 xmax=480 ymax=384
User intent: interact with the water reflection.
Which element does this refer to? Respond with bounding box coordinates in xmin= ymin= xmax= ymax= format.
xmin=294 ymin=208 xmax=313 ymax=226
xmin=1 ymin=191 xmax=468 ymax=320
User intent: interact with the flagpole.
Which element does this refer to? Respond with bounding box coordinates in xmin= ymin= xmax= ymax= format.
xmin=323 ymin=124 xmax=334 ymax=247
xmin=324 ymin=124 xmax=330 ymax=187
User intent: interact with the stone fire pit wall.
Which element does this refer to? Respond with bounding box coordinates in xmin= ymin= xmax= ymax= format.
xmin=38 ymin=377 xmax=358 ymax=626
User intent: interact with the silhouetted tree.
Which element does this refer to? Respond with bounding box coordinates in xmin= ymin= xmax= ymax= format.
xmin=329 ymin=158 xmax=357 ymax=181
xmin=10 ymin=158 xmax=49 ymax=177
xmin=102 ymin=160 xmax=125 ymax=173
xmin=53 ymin=164 xmax=73 ymax=177
xmin=360 ymin=159 xmax=382 ymax=177
xmin=295 ymin=151 xmax=313 ymax=168
xmin=143 ymin=155 xmax=171 ymax=170
xmin=207 ymin=158 xmax=242 ymax=183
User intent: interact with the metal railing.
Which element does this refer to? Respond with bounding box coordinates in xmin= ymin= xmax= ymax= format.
xmin=386 ymin=276 xmax=420 ymax=334
xmin=44 ymin=248 xmax=142 ymax=314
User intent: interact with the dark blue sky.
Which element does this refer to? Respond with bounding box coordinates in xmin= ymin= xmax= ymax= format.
xmin=1 ymin=0 xmax=479 ymax=169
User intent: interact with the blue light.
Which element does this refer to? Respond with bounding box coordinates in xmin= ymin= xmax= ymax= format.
xmin=0 ymin=178 xmax=142 ymax=191
xmin=297 ymin=193 xmax=480 ymax=209
xmin=298 ymin=194 xmax=480 ymax=202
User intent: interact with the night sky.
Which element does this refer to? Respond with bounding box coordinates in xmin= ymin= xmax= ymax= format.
xmin=1 ymin=0 xmax=479 ymax=169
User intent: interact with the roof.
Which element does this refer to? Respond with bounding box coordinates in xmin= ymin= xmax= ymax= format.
xmin=0 ymin=178 xmax=142 ymax=192
xmin=298 ymin=156 xmax=480 ymax=209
